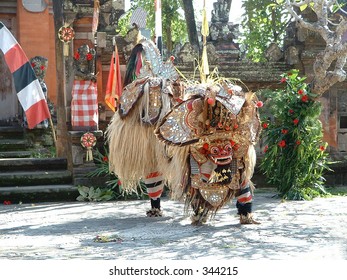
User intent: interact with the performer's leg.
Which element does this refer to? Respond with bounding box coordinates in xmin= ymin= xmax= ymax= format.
xmin=143 ymin=171 xmax=164 ymax=217
xmin=236 ymin=182 xmax=260 ymax=224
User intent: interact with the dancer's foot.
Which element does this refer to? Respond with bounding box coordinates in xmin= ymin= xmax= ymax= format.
xmin=146 ymin=208 xmax=163 ymax=217
xmin=190 ymin=209 xmax=209 ymax=225
xmin=239 ymin=213 xmax=260 ymax=224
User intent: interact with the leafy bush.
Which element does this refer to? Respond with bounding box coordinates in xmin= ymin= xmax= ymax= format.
xmin=76 ymin=186 xmax=114 ymax=202
xmin=259 ymin=70 xmax=330 ymax=200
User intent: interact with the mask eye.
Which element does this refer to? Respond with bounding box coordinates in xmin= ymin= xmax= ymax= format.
xmin=210 ymin=146 xmax=219 ymax=155
xmin=224 ymin=144 xmax=232 ymax=153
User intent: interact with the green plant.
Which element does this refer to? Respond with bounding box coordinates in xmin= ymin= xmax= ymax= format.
xmin=259 ymin=69 xmax=331 ymax=200
xmin=76 ymin=186 xmax=114 ymax=202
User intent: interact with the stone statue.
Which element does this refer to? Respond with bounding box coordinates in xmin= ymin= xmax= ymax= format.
xmin=73 ymin=44 xmax=97 ymax=82
xmin=211 ymin=0 xmax=231 ymax=23
xmin=71 ymin=44 xmax=98 ymax=130
xmin=28 ymin=56 xmax=49 ymax=128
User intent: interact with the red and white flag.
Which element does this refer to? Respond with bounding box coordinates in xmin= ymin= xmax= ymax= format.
xmin=0 ymin=21 xmax=51 ymax=129
xmin=105 ymin=41 xmax=122 ymax=112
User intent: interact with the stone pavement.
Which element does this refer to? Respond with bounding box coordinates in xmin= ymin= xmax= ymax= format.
xmin=0 ymin=190 xmax=346 ymax=260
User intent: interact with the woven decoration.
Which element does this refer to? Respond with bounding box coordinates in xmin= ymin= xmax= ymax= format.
xmin=80 ymin=132 xmax=97 ymax=161
xmin=58 ymin=25 xmax=75 ymax=56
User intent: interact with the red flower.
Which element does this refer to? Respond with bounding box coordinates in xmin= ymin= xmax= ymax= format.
xmin=298 ymin=89 xmax=304 ymax=95
xmin=170 ymin=55 xmax=175 ymax=62
xmin=319 ymin=145 xmax=325 ymax=151
xmin=301 ymin=95 xmax=309 ymax=102
xmin=256 ymin=101 xmax=264 ymax=108
xmin=281 ymin=129 xmax=288 ymax=134
xmin=293 ymin=119 xmax=299 ymax=125
xmin=262 ymin=122 xmax=268 ymax=129
xmin=278 ymin=140 xmax=286 ymax=148
xmin=289 ymin=109 xmax=294 ymax=114
xmin=40 ymin=65 xmax=45 ymax=70
xmin=203 ymin=143 xmax=209 ymax=150
xmin=280 ymin=77 xmax=287 ymax=83
xmin=296 ymin=140 xmax=301 ymax=145
xmin=264 ymin=145 xmax=268 ymax=153
xmin=31 ymin=63 xmax=36 ymax=68
xmin=103 ymin=156 xmax=108 ymax=162
xmin=74 ymin=52 xmax=80 ymax=60
xmin=3 ymin=200 xmax=11 ymax=205
xmin=86 ymin=53 xmax=93 ymax=61
xmin=230 ymin=140 xmax=236 ymax=147
xmin=233 ymin=124 xmax=239 ymax=129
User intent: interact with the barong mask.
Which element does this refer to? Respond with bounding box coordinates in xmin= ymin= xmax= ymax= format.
xmin=156 ymin=81 xmax=261 ymax=160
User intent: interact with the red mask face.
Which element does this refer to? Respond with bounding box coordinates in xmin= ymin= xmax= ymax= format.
xmin=206 ymin=140 xmax=233 ymax=165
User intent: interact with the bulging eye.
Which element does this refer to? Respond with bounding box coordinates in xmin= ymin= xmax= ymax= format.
xmin=210 ymin=146 xmax=219 ymax=155
xmin=224 ymin=144 xmax=232 ymax=152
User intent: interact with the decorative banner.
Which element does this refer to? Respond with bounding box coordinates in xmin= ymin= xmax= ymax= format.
xmin=80 ymin=132 xmax=97 ymax=161
xmin=105 ymin=38 xmax=122 ymax=112
xmin=0 ymin=21 xmax=51 ymax=129
xmin=58 ymin=25 xmax=75 ymax=56
xmin=92 ymin=0 xmax=100 ymax=36
xmin=201 ymin=0 xmax=209 ymax=81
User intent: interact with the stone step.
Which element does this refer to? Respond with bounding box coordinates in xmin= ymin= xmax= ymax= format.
xmin=0 ymin=184 xmax=79 ymax=203
xmin=0 ymin=151 xmax=32 ymax=158
xmin=0 ymin=126 xmax=25 ymax=139
xmin=0 ymin=139 xmax=29 ymax=151
xmin=0 ymin=170 xmax=72 ymax=187
xmin=0 ymin=157 xmax=68 ymax=171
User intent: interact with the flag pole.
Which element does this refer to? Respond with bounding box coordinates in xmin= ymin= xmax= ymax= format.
xmin=92 ymin=0 xmax=100 ymax=76
xmin=48 ymin=116 xmax=57 ymax=145
xmin=155 ymin=0 xmax=162 ymax=55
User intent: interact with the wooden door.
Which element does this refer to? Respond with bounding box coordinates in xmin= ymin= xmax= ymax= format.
xmin=0 ymin=17 xmax=20 ymax=125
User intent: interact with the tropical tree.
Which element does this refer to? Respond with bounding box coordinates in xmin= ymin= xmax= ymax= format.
xmin=241 ymin=0 xmax=291 ymax=62
xmin=181 ymin=0 xmax=199 ymax=50
xmin=283 ymin=0 xmax=347 ymax=95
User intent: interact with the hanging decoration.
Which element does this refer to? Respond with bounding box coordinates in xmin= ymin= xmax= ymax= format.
xmin=58 ymin=25 xmax=75 ymax=56
xmin=201 ymin=0 xmax=209 ymax=83
xmin=92 ymin=0 xmax=100 ymax=36
xmin=80 ymin=132 xmax=97 ymax=161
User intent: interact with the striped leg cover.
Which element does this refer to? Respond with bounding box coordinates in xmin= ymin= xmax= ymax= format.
xmin=143 ymin=171 xmax=164 ymax=209
xmin=190 ymin=156 xmax=216 ymax=182
xmin=236 ymin=181 xmax=253 ymax=215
